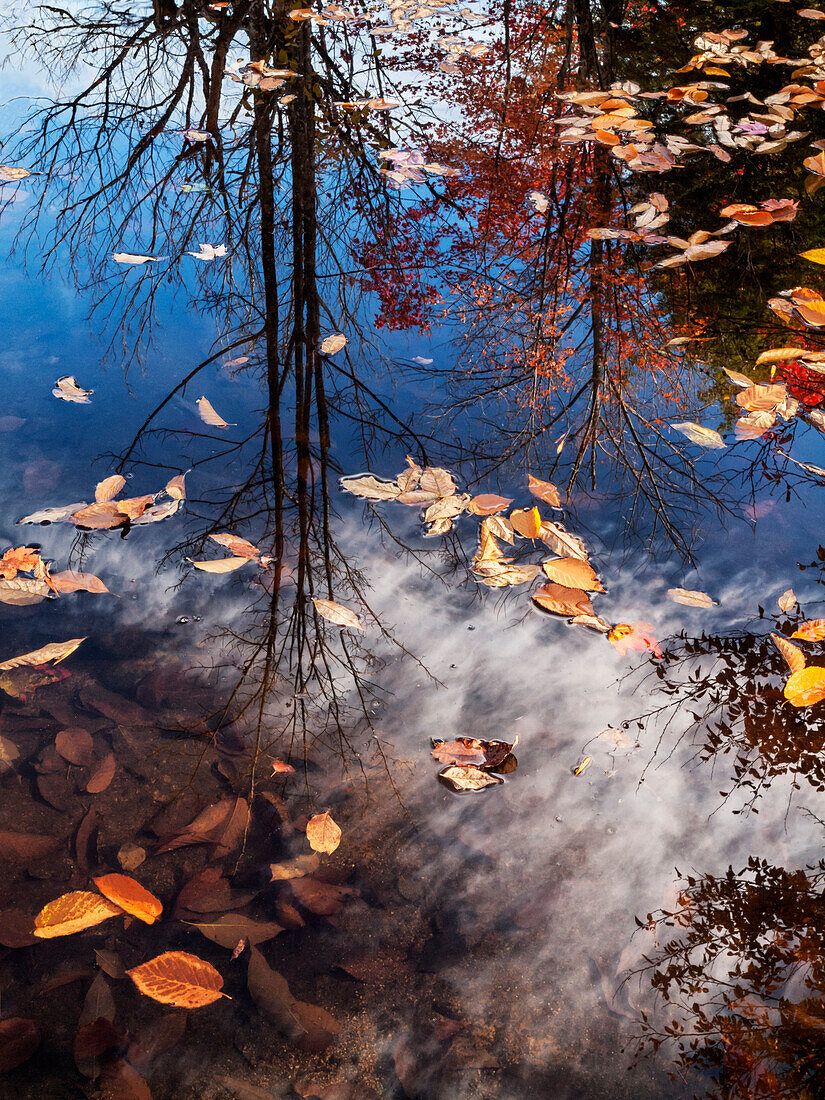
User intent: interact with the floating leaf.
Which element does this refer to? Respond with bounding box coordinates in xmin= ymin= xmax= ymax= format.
xmin=51 ymin=571 xmax=110 ymax=595
xmin=723 ymin=367 xmax=755 ymax=387
xmin=306 ymin=812 xmax=341 ymax=855
xmin=778 ymin=588 xmax=797 ymax=612
xmin=785 ymin=666 xmax=825 ymax=707
xmin=541 ymin=557 xmax=604 ymax=592
xmin=671 ymin=422 xmax=726 ymax=448
xmin=187 ymin=242 xmax=227 ymax=261
xmin=94 ymin=874 xmax=162 ymax=925
xmin=340 ymin=474 xmax=401 ymax=501
xmin=572 ymin=756 xmax=592 ymax=776
xmin=800 ymin=249 xmax=825 ymax=265
xmin=736 ymin=384 xmax=786 ymax=412
xmin=532 ymin=582 xmax=595 ymax=617
xmin=0 ymin=578 xmax=51 ymax=605
xmin=320 ymin=334 xmax=346 ymax=354
xmin=431 ymin=736 xmax=517 ymax=769
xmin=419 ymin=467 xmax=456 ymax=497
xmin=755 ymin=348 xmax=809 ymax=365
xmin=210 ymin=532 xmax=261 ymax=558
xmin=527 ymin=474 xmax=561 ymax=507
xmin=467 ymin=494 xmax=513 ymax=515
xmin=509 ymin=506 xmax=542 ymax=539
xmin=33 ymin=892 xmax=123 ymax=939
xmin=94 ymin=475 xmax=125 ymax=503
xmin=53 ymin=376 xmax=93 ymax=404
xmin=196 ymin=397 xmax=234 ymax=429
xmin=188 ymin=557 xmax=249 ymax=573
xmin=165 ymin=471 xmax=189 ymax=500
xmin=0 ymin=637 xmax=84 ymax=671
xmin=112 ymin=253 xmax=163 ymax=264
xmin=312 ymin=598 xmax=364 ymax=631
xmin=667 ymin=588 xmax=717 ymax=608
xmin=18 ymin=502 xmax=88 ymax=525
xmin=126 ymin=951 xmax=224 ymax=1008
xmin=538 ymin=522 xmax=589 ymax=560
xmin=438 ymin=765 xmax=503 ymax=792
xmin=772 ymin=633 xmax=806 ymax=674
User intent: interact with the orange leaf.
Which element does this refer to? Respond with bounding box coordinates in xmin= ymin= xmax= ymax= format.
xmin=532 ymin=582 xmax=594 ymax=617
xmin=527 ymin=475 xmax=561 ymax=508
xmin=467 ymin=494 xmax=513 ymax=515
xmin=94 ymin=475 xmax=125 ymax=503
xmin=541 ymin=557 xmax=604 ymax=592
xmin=784 ymin=666 xmax=825 ymax=707
xmin=306 ymin=812 xmax=341 ymax=855
xmin=509 ymin=506 xmax=542 ymax=539
xmin=795 ymin=300 xmax=825 ymax=327
xmin=33 ymin=891 xmax=123 ymax=939
xmin=126 ymin=951 xmax=224 ymax=1008
xmin=791 ymin=619 xmax=825 ymax=641
xmin=93 ymin=874 xmax=162 ymax=925
xmin=771 ymin=633 xmax=806 ymax=675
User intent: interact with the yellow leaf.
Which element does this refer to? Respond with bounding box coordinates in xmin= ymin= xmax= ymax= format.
xmin=93 ymin=874 xmax=162 ymax=925
xmin=306 ymin=811 xmax=341 ymax=854
xmin=785 ymin=666 xmax=825 ymax=707
xmin=754 ymin=348 xmax=808 ymax=366
xmin=126 ymin=950 xmax=224 ymax=1008
xmin=541 ymin=557 xmax=605 ymax=592
xmin=33 ymin=891 xmax=123 ymax=939
xmin=801 ymin=248 xmax=825 ymax=265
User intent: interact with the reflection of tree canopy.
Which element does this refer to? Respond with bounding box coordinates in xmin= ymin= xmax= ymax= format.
xmin=634 ymin=855 xmax=825 ymax=1100
xmin=630 ymin=621 xmax=825 ymax=807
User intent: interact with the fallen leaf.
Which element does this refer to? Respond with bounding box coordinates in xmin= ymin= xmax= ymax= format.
xmin=667 ymin=588 xmax=717 ymax=608
xmin=0 ymin=1018 xmax=40 ymax=1074
xmin=188 ymin=557 xmax=249 ymax=573
xmin=671 ymin=422 xmax=726 ymax=448
xmin=210 ymin=532 xmax=261 ymax=558
xmin=112 ymin=253 xmax=163 ymax=264
xmin=572 ymin=756 xmax=592 ymax=776
xmin=94 ymin=874 xmax=162 ymax=925
xmin=51 ymin=571 xmax=110 ymax=595
xmin=95 ymin=475 xmax=125 ymax=503
xmin=431 ymin=736 xmax=517 ymax=769
xmin=306 ymin=812 xmax=341 ymax=854
xmin=438 ymin=765 xmax=503 ymax=792
xmin=127 ymin=951 xmax=224 ymax=1008
xmin=53 ymin=376 xmax=93 ymax=403
xmin=532 ymin=582 xmax=595 ymax=617
xmin=186 ymin=915 xmax=284 ymax=949
xmin=792 ymin=619 xmax=825 ymax=641
xmin=340 ymin=474 xmax=401 ymax=500
xmin=509 ymin=506 xmax=542 ymax=539
xmin=187 ymin=242 xmax=227 ymax=261
xmin=538 ymin=521 xmax=589 ymax=560
xmin=0 ymin=578 xmax=51 ymax=605
xmin=0 ymin=637 xmax=84 ymax=670
xmin=778 ymin=589 xmax=797 ymax=612
xmin=754 ymin=348 xmax=808 ymax=366
xmin=785 ymin=665 xmax=825 ymax=707
xmin=165 ymin=471 xmax=189 ymax=500
xmin=419 ymin=467 xmax=456 ymax=497
xmin=541 ymin=557 xmax=605 ymax=592
xmin=86 ymin=752 xmax=116 ymax=794
xmin=724 ymin=367 xmax=755 ymax=387
xmin=320 ymin=334 xmax=346 ymax=354
xmin=313 ymin=598 xmax=364 ymax=631
xmin=0 ymin=831 xmax=60 ymax=861
xmin=772 ymin=632 xmax=806 ymax=674
xmin=18 ymin=502 xmax=89 ymax=525
xmin=270 ymin=854 xmax=320 ymax=881
xmin=33 ymin=892 xmax=123 ymax=939
xmin=467 ymin=494 xmax=513 ymax=515
xmin=736 ymin=384 xmax=787 ymax=412
xmin=270 ymin=759 xmax=295 ymax=775
xmin=56 ymin=727 xmax=95 ymax=766
xmin=196 ymin=396 xmax=235 ymax=429
xmin=527 ymin=474 xmax=561 ymax=507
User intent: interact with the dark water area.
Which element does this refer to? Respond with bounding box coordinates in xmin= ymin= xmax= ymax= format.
xmin=3 ymin=1 xmax=825 ymax=1098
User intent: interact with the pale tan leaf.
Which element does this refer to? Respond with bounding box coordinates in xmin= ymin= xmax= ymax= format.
xmin=306 ymin=812 xmax=341 ymax=855
xmin=438 ymin=765 xmax=503 ymax=792
xmin=723 ymin=367 xmax=755 ymax=387
xmin=0 ymin=578 xmax=51 ymax=605
xmin=538 ymin=522 xmax=589 ymax=561
xmin=312 ymin=598 xmax=364 ymax=631
xmin=482 ymin=515 xmax=515 ymax=544
xmin=17 ymin=502 xmax=88 ymax=525
xmin=667 ymin=587 xmax=717 ymax=608
xmin=778 ymin=588 xmax=797 ymax=612
xmin=671 ymin=422 xmax=726 ymax=448
xmin=736 ymin=384 xmax=787 ymax=412
xmin=196 ymin=397 xmax=234 ymax=429
xmin=94 ymin=476 xmax=125 ymax=503
xmin=50 ymin=571 xmax=110 ymax=595
xmin=532 ymin=582 xmax=594 ymax=617
xmin=209 ymin=532 xmax=261 ymax=559
xmin=165 ymin=471 xmax=189 ymax=501
xmin=188 ymin=557 xmax=250 ymax=573
xmin=340 ymin=474 xmax=401 ymax=501
xmin=0 ymin=637 xmax=84 ymax=671
xmin=473 ymin=562 xmax=539 ymax=587
xmin=320 ymin=333 xmax=346 ymax=354
xmin=419 ymin=467 xmax=456 ymax=498
xmin=33 ymin=892 xmax=123 ymax=939
xmin=754 ymin=348 xmax=809 ymax=366
xmin=130 ymin=499 xmax=180 ymax=525
xmin=126 ymin=951 xmax=224 ymax=1008
xmin=467 ymin=494 xmax=513 ymax=515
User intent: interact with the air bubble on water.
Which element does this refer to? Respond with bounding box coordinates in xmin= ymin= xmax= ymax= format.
xmin=177 ymin=616 xmax=191 ymax=624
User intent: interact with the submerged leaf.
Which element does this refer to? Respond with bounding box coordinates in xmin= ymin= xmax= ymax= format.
xmin=0 ymin=637 xmax=84 ymax=671
xmin=305 ymin=812 xmax=341 ymax=855
xmin=93 ymin=875 xmax=162 ymax=925
xmin=33 ymin=892 xmax=123 ymax=939
xmin=127 ymin=951 xmax=224 ymax=1008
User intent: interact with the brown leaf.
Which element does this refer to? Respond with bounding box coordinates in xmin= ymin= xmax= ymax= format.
xmin=340 ymin=474 xmax=401 ymax=501
xmin=75 ymin=807 xmax=99 ymax=874
xmin=94 ymin=874 xmax=162 ymax=925
xmin=56 ymin=726 xmax=95 ymax=766
xmin=0 ymin=1018 xmax=40 ymax=1074
xmin=71 ymin=502 xmax=129 ymax=529
xmin=33 ymin=891 xmax=123 ymax=939
xmin=0 ymin=831 xmax=60 ymax=861
xmin=86 ymin=752 xmax=116 ymax=794
xmin=74 ymin=1017 xmax=120 ymax=1079
xmin=306 ymin=811 xmax=342 ymax=854
xmin=209 ymin=532 xmax=261 ymax=558
xmin=187 ymin=914 xmax=284 ymax=949
xmin=0 ymin=910 xmax=38 ymax=948
xmin=527 ymin=474 xmax=561 ymax=507
xmin=101 ymin=1059 xmax=152 ymax=1100
xmin=431 ymin=736 xmax=517 ymax=769
xmin=247 ymin=947 xmax=303 ymax=1039
xmin=288 ymin=877 xmax=357 ymax=916
xmin=126 ymin=1013 xmax=186 ymax=1075
xmin=164 ymin=471 xmax=189 ymax=501
xmin=532 ymin=582 xmax=595 ymax=617
xmin=127 ymin=950 xmax=224 ymax=1008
